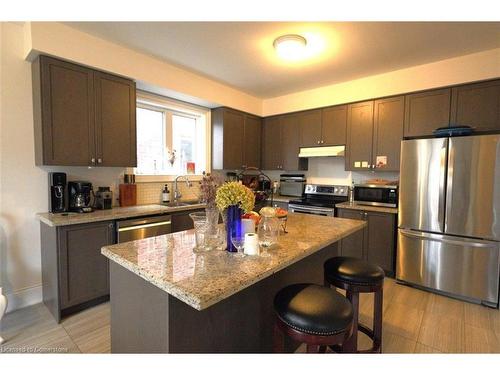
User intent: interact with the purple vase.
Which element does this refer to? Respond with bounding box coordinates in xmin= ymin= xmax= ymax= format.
xmin=226 ymin=205 xmax=243 ymax=252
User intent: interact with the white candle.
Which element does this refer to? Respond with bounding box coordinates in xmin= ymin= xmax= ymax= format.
xmin=244 ymin=233 xmax=259 ymax=256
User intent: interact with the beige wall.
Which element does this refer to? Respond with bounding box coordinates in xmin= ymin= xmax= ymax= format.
xmin=263 ymin=48 xmax=500 ymax=116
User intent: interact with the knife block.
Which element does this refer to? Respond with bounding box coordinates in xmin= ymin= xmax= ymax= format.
xmin=119 ymin=184 xmax=137 ymax=207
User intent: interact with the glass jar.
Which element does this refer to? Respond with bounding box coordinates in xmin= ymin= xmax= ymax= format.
xmin=257 ymin=212 xmax=280 ymax=248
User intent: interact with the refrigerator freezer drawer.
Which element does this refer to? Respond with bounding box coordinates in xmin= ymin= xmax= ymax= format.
xmin=397 ymin=229 xmax=500 ymax=305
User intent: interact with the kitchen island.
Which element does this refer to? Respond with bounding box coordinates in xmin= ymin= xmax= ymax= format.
xmin=101 ymin=213 xmax=366 ymax=353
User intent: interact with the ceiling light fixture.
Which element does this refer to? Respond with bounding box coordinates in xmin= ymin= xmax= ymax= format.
xmin=273 ymin=34 xmax=307 ymax=61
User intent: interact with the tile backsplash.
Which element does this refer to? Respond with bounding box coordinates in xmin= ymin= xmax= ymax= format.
xmin=136 ymin=181 xmax=201 ymax=205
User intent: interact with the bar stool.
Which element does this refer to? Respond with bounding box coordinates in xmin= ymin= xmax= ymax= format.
xmin=324 ymin=257 xmax=384 ymax=353
xmin=273 ymin=283 xmax=354 ymax=353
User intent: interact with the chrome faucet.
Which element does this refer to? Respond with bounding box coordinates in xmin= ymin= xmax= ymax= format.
xmin=173 ymin=175 xmax=192 ymax=202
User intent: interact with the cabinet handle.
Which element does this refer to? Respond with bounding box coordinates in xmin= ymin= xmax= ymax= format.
xmin=317 ymin=140 xmax=320 ymax=144
xmin=98 ymin=158 xmax=103 ymax=164
xmin=321 ymin=140 xmax=324 ymax=144
xmin=91 ymin=158 xmax=96 ymax=164
xmin=109 ymin=223 xmax=114 ymax=229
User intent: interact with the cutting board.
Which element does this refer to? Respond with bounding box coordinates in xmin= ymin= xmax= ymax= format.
xmin=119 ymin=184 xmax=137 ymax=207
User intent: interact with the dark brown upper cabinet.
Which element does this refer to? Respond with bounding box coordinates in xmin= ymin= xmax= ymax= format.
xmin=261 ymin=114 xmax=308 ymax=171
xmin=94 ymin=72 xmax=137 ymax=167
xmin=404 ymin=88 xmax=451 ymax=137
xmin=261 ymin=116 xmax=282 ymax=170
xmin=450 ymin=79 xmax=500 ymax=132
xmin=298 ymin=109 xmax=322 ymax=147
xmin=211 ymin=107 xmax=262 ymax=170
xmin=321 ymin=105 xmax=347 ymax=146
xmin=32 ymin=55 xmax=137 ymax=167
xmin=372 ymin=96 xmax=405 ymax=171
xmin=346 ymin=101 xmax=374 ymax=171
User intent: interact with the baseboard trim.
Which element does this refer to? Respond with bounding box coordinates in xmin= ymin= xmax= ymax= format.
xmin=5 ymin=284 xmax=43 ymax=313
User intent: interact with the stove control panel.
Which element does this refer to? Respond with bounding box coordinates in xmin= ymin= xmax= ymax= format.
xmin=304 ymin=184 xmax=349 ymax=196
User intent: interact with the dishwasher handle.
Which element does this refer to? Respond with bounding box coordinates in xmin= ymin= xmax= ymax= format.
xmin=117 ymin=220 xmax=172 ymax=232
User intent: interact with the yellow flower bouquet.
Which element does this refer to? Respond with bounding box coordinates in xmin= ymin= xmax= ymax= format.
xmin=215 ymin=181 xmax=255 ymax=213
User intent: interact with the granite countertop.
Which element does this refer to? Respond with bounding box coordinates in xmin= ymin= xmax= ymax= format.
xmin=336 ymin=202 xmax=398 ymax=214
xmin=271 ymin=194 xmax=298 ymax=203
xmin=37 ymin=203 xmax=206 ymax=227
xmin=101 ymin=213 xmax=366 ymax=311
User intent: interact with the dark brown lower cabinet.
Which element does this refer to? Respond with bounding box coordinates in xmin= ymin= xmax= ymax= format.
xmin=171 ymin=209 xmax=205 ymax=233
xmin=338 ymin=208 xmax=396 ymax=276
xmin=41 ymin=221 xmax=115 ymax=322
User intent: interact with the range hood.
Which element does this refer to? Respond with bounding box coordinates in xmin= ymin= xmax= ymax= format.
xmin=298 ymin=145 xmax=345 ymax=158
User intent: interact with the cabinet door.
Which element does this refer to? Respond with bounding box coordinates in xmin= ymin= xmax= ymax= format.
xmin=37 ymin=56 xmax=95 ymax=166
xmin=299 ymin=109 xmax=322 ymax=147
xmin=346 ymin=101 xmax=374 ymax=171
xmin=373 ymin=96 xmax=404 ymax=171
xmin=58 ymin=221 xmax=114 ymax=309
xmin=321 ymin=105 xmax=347 ymax=146
xmin=94 ymin=72 xmax=137 ymax=167
xmin=338 ymin=209 xmax=365 ymax=259
xmin=243 ymin=115 xmax=262 ymax=169
xmin=404 ymin=88 xmax=451 ymax=137
xmin=450 ymin=80 xmax=500 ymax=132
xmin=262 ymin=117 xmax=282 ymax=170
xmin=281 ymin=114 xmax=302 ymax=171
xmin=172 ymin=209 xmax=205 ymax=232
xmin=365 ymin=212 xmax=395 ymax=274
xmin=221 ymin=110 xmax=245 ymax=170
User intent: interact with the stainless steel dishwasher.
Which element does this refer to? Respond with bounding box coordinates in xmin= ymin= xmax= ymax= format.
xmin=116 ymin=215 xmax=172 ymax=243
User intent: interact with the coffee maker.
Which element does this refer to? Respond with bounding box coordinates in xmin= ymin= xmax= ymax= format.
xmin=49 ymin=172 xmax=67 ymax=213
xmin=68 ymin=181 xmax=94 ymax=213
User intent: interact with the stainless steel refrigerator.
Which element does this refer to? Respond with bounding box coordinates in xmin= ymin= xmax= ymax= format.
xmin=397 ymin=134 xmax=500 ymax=307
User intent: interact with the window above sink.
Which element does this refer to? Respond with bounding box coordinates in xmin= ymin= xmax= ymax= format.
xmin=135 ymin=91 xmax=211 ymax=181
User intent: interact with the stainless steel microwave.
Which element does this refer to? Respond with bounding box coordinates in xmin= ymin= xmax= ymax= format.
xmin=353 ymin=184 xmax=398 ymax=208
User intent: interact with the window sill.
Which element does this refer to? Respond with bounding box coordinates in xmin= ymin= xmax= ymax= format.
xmin=135 ymin=174 xmax=204 ymax=183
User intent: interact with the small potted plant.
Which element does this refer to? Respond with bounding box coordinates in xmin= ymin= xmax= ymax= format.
xmin=215 ymin=182 xmax=255 ymax=252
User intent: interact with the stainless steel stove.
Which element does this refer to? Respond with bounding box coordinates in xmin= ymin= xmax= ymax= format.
xmin=288 ymin=184 xmax=349 ymax=217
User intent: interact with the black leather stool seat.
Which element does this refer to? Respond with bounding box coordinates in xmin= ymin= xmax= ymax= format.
xmin=274 ymin=284 xmax=353 ymax=336
xmin=324 ymin=257 xmax=384 ymax=286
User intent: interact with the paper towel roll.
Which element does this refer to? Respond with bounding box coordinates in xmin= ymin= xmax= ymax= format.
xmin=244 ymin=233 xmax=259 ymax=256
xmin=241 ymin=218 xmax=255 ymax=235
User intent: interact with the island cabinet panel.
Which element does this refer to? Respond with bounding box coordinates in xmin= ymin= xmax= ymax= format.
xmin=33 ymin=55 xmax=137 ymax=167
xmin=33 ymin=55 xmax=96 ymax=166
xmin=321 ymin=105 xmax=347 ymax=146
xmin=58 ymin=221 xmax=114 ymax=309
xmin=94 ymin=71 xmax=137 ymax=167
xmin=345 ymin=100 xmax=374 ymax=171
xmin=338 ymin=208 xmax=396 ymax=275
xmin=298 ymin=109 xmax=322 ymax=147
xmin=372 ymin=96 xmax=405 ymax=171
xmin=109 ymin=242 xmax=341 ymax=353
xmin=450 ymin=79 xmax=500 ymax=132
xmin=404 ymin=88 xmax=451 ymax=137
xmin=261 ymin=116 xmax=283 ymax=170
xmin=211 ymin=107 xmax=262 ymax=170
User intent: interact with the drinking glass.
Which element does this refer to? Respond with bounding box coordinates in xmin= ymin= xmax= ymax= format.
xmin=231 ymin=232 xmax=246 ymax=257
xmin=189 ymin=211 xmax=209 ymax=252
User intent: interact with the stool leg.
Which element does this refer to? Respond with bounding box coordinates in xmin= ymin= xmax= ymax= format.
xmin=273 ymin=321 xmax=285 ymax=353
xmin=344 ymin=290 xmax=359 ymax=353
xmin=372 ymin=287 xmax=383 ymax=353
xmin=307 ymin=344 xmax=319 ymax=353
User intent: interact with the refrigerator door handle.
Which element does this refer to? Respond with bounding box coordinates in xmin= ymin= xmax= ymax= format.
xmin=438 ymin=144 xmax=447 ymax=232
xmin=399 ymin=229 xmax=496 ymax=248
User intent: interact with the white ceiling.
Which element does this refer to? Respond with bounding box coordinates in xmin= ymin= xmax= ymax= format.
xmin=65 ymin=22 xmax=500 ymax=98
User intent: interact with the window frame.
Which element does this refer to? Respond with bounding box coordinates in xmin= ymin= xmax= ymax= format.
xmin=133 ymin=91 xmax=211 ymax=183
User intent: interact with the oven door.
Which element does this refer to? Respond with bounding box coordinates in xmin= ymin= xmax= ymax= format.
xmin=289 ymin=204 xmax=335 ymax=217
